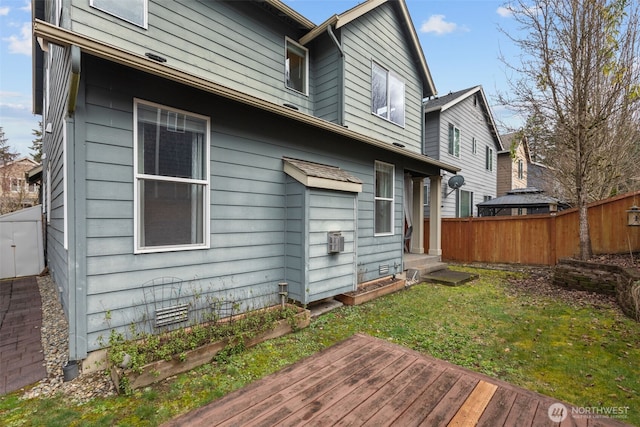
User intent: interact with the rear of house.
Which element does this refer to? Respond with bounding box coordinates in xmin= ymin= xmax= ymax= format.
xmin=33 ymin=0 xmax=457 ymax=363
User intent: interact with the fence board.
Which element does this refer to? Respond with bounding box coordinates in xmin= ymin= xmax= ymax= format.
xmin=424 ymin=191 xmax=640 ymax=266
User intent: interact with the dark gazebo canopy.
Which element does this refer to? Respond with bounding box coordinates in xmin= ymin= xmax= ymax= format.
xmin=477 ymin=187 xmax=570 ymax=217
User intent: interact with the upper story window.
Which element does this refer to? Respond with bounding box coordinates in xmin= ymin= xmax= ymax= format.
xmin=91 ymin=0 xmax=148 ymax=28
xmin=374 ymin=161 xmax=394 ymax=236
xmin=285 ymin=38 xmax=308 ymax=95
xmin=486 ymin=146 xmax=494 ymax=171
xmin=10 ymin=178 xmax=23 ymax=192
xmin=448 ymin=124 xmax=460 ymax=158
xmin=371 ymin=62 xmax=405 ymax=127
xmin=517 ymin=159 xmax=524 ymax=179
xmin=134 ymin=99 xmax=210 ymax=253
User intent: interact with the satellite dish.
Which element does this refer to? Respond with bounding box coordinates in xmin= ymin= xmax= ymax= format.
xmin=448 ymin=175 xmax=465 ymax=190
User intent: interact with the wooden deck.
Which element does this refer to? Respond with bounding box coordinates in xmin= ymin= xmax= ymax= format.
xmin=163 ymin=334 xmax=631 ymax=426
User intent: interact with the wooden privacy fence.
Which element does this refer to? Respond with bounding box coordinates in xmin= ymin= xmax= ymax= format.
xmin=424 ymin=190 xmax=640 ymax=266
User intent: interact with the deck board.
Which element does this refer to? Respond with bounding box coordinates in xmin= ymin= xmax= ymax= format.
xmin=162 ymin=334 xmax=632 ymax=427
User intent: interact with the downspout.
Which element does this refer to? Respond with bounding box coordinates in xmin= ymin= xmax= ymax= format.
xmin=67 ymin=45 xmax=81 ymax=115
xmin=326 ymin=25 xmax=345 ymax=126
xmin=66 ymin=45 xmax=88 ymax=360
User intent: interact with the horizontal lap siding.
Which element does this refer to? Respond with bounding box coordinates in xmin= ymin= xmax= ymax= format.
xmin=81 ymin=61 xmax=290 ymax=349
xmin=45 ymin=44 xmax=71 ymax=314
xmin=70 ymin=0 xmax=312 ymax=114
xmin=307 ymin=190 xmax=356 ymax=301
xmin=342 ymin=3 xmax=423 ymax=153
xmin=81 ymin=55 xmax=406 ymax=350
xmin=285 ymin=180 xmax=305 ymax=302
xmin=438 ymin=99 xmax=498 ymax=218
xmin=357 ymin=166 xmax=404 ymax=283
xmin=313 ymin=36 xmax=341 ymax=123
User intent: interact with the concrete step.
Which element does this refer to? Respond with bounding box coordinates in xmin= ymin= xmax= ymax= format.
xmin=422 ymin=269 xmax=479 ymax=286
xmin=403 ymin=255 xmax=445 ymax=271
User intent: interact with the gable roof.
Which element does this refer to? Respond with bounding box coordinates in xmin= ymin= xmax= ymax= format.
xmin=0 ymin=157 xmax=39 ymax=169
xmin=297 ymin=0 xmax=436 ymax=97
xmin=424 ymin=85 xmax=504 ymax=151
xmin=499 ymin=132 xmax=532 ymax=162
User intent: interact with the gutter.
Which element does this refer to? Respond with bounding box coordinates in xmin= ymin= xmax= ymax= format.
xmin=33 ymin=20 xmax=459 ymax=174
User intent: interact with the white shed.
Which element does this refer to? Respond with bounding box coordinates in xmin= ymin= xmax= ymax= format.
xmin=0 ymin=205 xmax=45 ymax=279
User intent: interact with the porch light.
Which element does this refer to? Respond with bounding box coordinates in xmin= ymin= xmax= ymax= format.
xmin=628 ymin=206 xmax=640 ymax=226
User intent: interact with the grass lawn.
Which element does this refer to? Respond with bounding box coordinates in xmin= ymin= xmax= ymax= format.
xmin=1 ymin=266 xmax=638 ymax=426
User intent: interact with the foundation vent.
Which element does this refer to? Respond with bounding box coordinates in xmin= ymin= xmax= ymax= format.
xmin=156 ymin=303 xmax=189 ymax=328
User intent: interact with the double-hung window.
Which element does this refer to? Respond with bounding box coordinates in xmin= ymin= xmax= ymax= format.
xmin=91 ymin=0 xmax=147 ymax=28
xmin=285 ymin=38 xmax=308 ymax=94
xmin=134 ymin=100 xmax=210 ymax=253
xmin=371 ymin=62 xmax=405 ymax=126
xmin=374 ymin=161 xmax=394 ymax=235
xmin=448 ymin=124 xmax=460 ymax=157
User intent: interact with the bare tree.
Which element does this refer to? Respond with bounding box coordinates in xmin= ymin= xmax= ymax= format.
xmin=499 ymin=0 xmax=640 ymax=260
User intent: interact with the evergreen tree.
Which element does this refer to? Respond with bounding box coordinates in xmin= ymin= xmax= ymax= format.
xmin=0 ymin=127 xmax=18 ymax=165
xmin=31 ymin=122 xmax=43 ymax=163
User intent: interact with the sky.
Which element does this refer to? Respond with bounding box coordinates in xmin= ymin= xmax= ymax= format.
xmin=0 ymin=0 xmax=522 ymax=158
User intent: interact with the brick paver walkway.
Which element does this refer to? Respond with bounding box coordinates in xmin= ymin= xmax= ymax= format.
xmin=0 ymin=277 xmax=47 ymax=395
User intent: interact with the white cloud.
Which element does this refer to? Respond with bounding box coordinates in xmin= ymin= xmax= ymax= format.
xmin=4 ymin=22 xmax=32 ymax=55
xmin=420 ymin=15 xmax=467 ymax=36
xmin=0 ymin=7 xmax=10 ymax=16
xmin=496 ymin=6 xmax=513 ymax=18
xmin=498 ymin=4 xmax=540 ymax=17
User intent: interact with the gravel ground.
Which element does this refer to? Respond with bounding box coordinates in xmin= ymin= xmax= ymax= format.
xmin=22 ymin=254 xmax=636 ymax=403
xmin=21 ymin=275 xmax=115 ymax=403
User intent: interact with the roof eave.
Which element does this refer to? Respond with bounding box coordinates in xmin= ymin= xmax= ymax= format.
xmin=33 ymin=20 xmax=459 ymax=174
xmin=263 ymin=0 xmax=316 ymax=30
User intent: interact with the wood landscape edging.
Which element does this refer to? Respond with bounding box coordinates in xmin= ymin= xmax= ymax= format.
xmin=335 ymin=276 xmax=407 ymax=306
xmin=110 ymin=304 xmax=310 ymax=393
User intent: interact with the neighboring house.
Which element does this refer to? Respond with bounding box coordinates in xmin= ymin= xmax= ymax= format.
xmin=33 ymin=0 xmax=459 ymax=361
xmin=497 ymin=132 xmax=529 ymax=215
xmin=0 ymin=157 xmax=40 ymax=214
xmin=498 ymin=132 xmax=566 ymax=213
xmin=423 ymin=86 xmax=503 ymax=217
xmin=497 ymin=132 xmax=530 ymax=197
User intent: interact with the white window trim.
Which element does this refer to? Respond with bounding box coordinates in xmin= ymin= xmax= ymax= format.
xmin=448 ymin=124 xmax=460 ymax=158
xmin=374 ymin=160 xmax=395 ymax=237
xmin=458 ymin=189 xmax=474 ymax=218
xmin=133 ymin=98 xmax=210 ymax=254
xmin=90 ymin=0 xmax=148 ymax=29
xmin=371 ymin=61 xmax=405 ymax=128
xmin=486 ymin=146 xmax=494 ymax=171
xmin=284 ymin=37 xmax=309 ymax=96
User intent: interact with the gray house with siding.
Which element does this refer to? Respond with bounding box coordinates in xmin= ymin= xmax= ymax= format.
xmin=32 ymin=0 xmax=458 ymax=362
xmin=423 ymin=86 xmax=503 ymax=218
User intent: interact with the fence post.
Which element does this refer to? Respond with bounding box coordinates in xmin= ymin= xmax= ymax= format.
xmin=549 ymin=214 xmax=557 ymax=265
